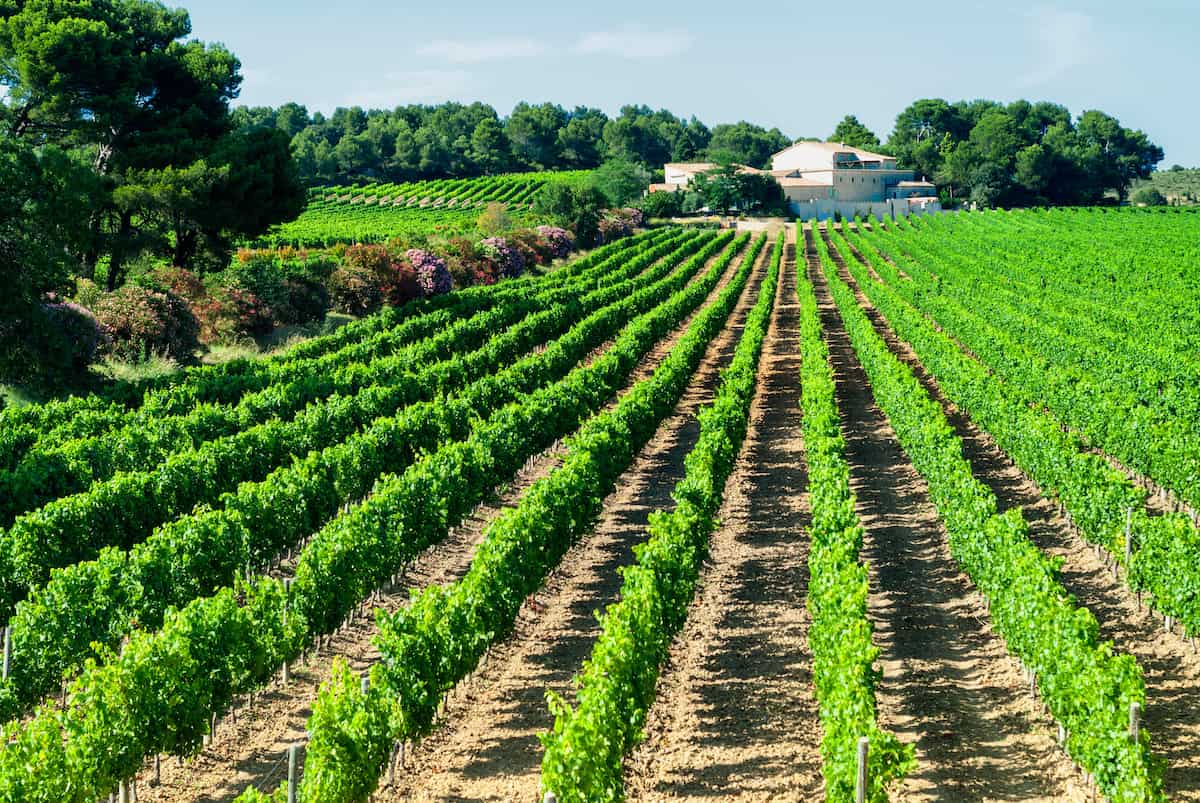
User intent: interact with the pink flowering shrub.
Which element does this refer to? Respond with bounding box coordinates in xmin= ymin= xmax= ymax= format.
xmin=193 ymin=284 xmax=274 ymax=343
xmin=407 ymin=248 xmax=452 ymax=296
xmin=93 ymin=286 xmax=200 ymax=363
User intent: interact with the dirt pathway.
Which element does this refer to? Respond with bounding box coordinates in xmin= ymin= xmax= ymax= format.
xmin=134 ymin=241 xmax=748 ymax=803
xmin=812 ymin=229 xmax=1085 ymax=802
xmin=377 ymin=240 xmax=770 ymax=803
xmin=834 ymin=230 xmax=1200 ymax=801
xmin=625 ymin=226 xmax=823 ymax=801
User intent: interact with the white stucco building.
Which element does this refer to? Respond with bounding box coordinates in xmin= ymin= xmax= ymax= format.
xmin=770 ymin=141 xmax=940 ymax=219
xmin=650 ymin=144 xmax=941 ymax=220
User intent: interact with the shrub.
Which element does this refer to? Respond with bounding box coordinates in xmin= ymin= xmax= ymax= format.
xmin=618 ymin=207 xmax=645 ymax=228
xmin=505 ymin=229 xmax=549 ymax=268
xmin=93 ymin=286 xmax=200 ymax=363
xmin=193 ymin=283 xmax=274 ymax=343
xmin=141 ymin=267 xmax=207 ymax=305
xmin=478 ymin=236 xmax=525 ymax=279
xmin=278 ymin=277 xmax=329 ymax=325
xmin=636 ymin=189 xmax=684 ymax=219
xmin=1131 ymin=186 xmax=1167 ymax=207
xmin=329 ymin=265 xmax=384 ymax=316
xmin=596 ymin=215 xmax=633 ymax=245
xmin=477 ymin=202 xmax=512 ymax=235
xmin=341 ymin=244 xmax=391 ymax=276
xmin=41 ymin=302 xmax=107 ymax=378
xmin=535 ymin=225 xmax=575 ymax=259
xmin=380 ymin=260 xmax=422 ymax=307
xmin=406 ymin=249 xmax=452 ymax=296
xmin=73 ymin=278 xmax=104 ymax=310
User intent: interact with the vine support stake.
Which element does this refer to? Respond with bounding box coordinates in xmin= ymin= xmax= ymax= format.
xmin=855 ymin=737 xmax=869 ymax=803
xmin=1130 ymin=701 xmax=1142 ymax=742
xmin=2 ymin=625 xmax=9 ymax=681
xmin=287 ymin=744 xmax=300 ymax=803
xmin=1124 ymin=507 xmax=1133 ymax=568
xmin=153 ymin=754 xmax=161 ymax=787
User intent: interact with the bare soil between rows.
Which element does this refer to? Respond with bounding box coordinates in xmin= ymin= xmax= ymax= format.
xmin=378 ymin=238 xmax=770 ymax=802
xmin=134 ymin=240 xmax=745 ymax=803
xmin=813 ymin=227 xmax=1084 ymax=802
xmin=625 ymin=230 xmax=823 ymax=801
xmin=835 ymin=227 xmax=1200 ymax=800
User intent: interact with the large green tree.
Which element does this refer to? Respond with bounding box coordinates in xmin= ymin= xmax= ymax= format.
xmin=891 ymin=97 xmax=1162 ymax=206
xmin=829 ymin=114 xmax=881 ymax=150
xmin=707 ymin=121 xmax=790 ymax=168
xmin=0 ymin=138 xmax=98 ymax=385
xmin=0 ymin=0 xmax=304 ymax=282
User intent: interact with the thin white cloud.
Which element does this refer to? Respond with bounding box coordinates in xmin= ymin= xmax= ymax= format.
xmin=343 ymin=70 xmax=472 ymax=108
xmin=574 ymin=26 xmax=693 ymax=59
xmin=1020 ymin=6 xmax=1097 ymax=86
xmin=418 ymin=37 xmax=546 ymax=65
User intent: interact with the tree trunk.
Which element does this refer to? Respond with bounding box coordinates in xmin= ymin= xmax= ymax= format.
xmin=173 ymin=227 xmax=197 ymax=269
xmin=105 ymin=212 xmax=134 ymax=291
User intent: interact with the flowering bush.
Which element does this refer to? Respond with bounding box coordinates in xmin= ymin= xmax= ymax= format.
xmin=329 ymin=265 xmax=384 ymax=316
xmin=478 ymin=236 xmax=525 ymax=279
xmin=536 ymin=225 xmax=575 ymax=259
xmin=380 ymin=260 xmax=422 ymax=307
xmin=618 ymin=207 xmax=645 ymax=229
xmin=93 ymin=286 xmax=200 ymax=363
xmin=406 ymin=248 xmax=452 ymax=296
xmin=193 ymin=284 xmax=274 ymax=343
xmin=342 ymin=244 xmax=391 ymax=276
xmin=142 ymin=267 xmax=207 ymax=305
xmin=505 ymin=230 xmax=550 ymax=269
xmin=596 ymin=215 xmax=633 ymax=245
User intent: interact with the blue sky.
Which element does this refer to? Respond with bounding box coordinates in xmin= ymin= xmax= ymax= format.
xmin=186 ymin=0 xmax=1198 ymax=166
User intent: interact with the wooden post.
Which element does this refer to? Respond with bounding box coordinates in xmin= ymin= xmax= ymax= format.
xmin=1124 ymin=508 xmax=1133 ymax=567
xmin=2 ymin=625 xmax=10 ymax=682
xmin=118 ymin=780 xmax=129 ymax=803
xmin=1130 ymin=701 xmax=1142 ymax=742
xmin=287 ymin=744 xmax=300 ymax=803
xmin=153 ymin=754 xmax=161 ymax=787
xmin=855 ymin=737 xmax=869 ymax=803
xmin=361 ymin=674 xmax=370 ymax=695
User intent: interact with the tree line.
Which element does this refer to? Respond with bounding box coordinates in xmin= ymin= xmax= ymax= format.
xmin=243 ymin=99 xmax=1163 ymax=208
xmin=234 ymin=103 xmax=793 ymax=185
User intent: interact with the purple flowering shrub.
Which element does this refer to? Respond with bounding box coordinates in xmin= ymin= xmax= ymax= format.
xmin=407 ymin=248 xmax=452 ymax=296
xmin=535 ymin=226 xmax=575 ymax=259
xmin=596 ymin=215 xmax=633 ymax=245
xmin=478 ymin=236 xmax=526 ymax=279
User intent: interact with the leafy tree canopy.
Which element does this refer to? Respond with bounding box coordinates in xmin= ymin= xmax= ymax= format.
xmin=829 ymin=115 xmax=881 ymax=150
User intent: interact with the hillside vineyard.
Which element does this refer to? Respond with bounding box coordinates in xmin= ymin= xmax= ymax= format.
xmin=4 ymin=207 xmax=1200 ymax=802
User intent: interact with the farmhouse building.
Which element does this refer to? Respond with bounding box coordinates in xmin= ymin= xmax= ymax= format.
xmin=773 ymin=141 xmax=939 ymax=219
xmin=654 ymin=143 xmax=941 ymax=220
